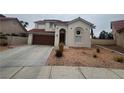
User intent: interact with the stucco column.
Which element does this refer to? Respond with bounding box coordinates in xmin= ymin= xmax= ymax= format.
xmin=65 ymin=30 xmax=68 ymax=46
xmin=28 ymin=34 xmax=33 ymax=45
xmin=54 ymin=29 xmax=60 ymax=47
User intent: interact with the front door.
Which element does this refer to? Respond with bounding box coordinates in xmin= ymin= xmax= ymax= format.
xmin=59 ymin=29 xmax=66 ymax=44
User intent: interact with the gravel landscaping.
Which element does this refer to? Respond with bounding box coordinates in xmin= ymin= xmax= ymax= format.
xmin=47 ymin=46 xmax=124 ymax=69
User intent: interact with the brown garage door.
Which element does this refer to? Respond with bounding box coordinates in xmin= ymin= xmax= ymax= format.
xmin=33 ymin=34 xmax=54 ymax=45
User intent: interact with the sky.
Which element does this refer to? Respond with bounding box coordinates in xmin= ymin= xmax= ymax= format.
xmin=5 ymin=14 xmax=124 ymax=37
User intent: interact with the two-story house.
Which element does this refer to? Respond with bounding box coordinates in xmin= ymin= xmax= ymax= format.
xmin=28 ymin=17 xmax=95 ymax=48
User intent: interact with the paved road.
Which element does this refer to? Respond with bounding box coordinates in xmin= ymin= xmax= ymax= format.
xmin=0 ymin=45 xmax=53 ymax=67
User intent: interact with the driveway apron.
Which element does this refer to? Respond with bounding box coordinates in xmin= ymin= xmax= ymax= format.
xmin=0 ymin=45 xmax=53 ymax=67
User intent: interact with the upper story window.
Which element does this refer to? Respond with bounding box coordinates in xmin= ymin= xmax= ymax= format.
xmin=49 ymin=23 xmax=56 ymax=30
xmin=50 ymin=23 xmax=53 ymax=28
xmin=35 ymin=23 xmax=45 ymax=29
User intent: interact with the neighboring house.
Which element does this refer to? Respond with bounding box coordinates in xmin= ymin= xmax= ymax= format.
xmin=0 ymin=15 xmax=27 ymax=45
xmin=111 ymin=20 xmax=124 ymax=48
xmin=28 ymin=17 xmax=95 ymax=48
xmin=0 ymin=15 xmax=27 ymax=35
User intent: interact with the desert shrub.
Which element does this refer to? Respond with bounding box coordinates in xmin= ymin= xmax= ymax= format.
xmin=113 ymin=56 xmax=124 ymax=63
xmin=93 ymin=54 xmax=98 ymax=58
xmin=59 ymin=42 xmax=64 ymax=52
xmin=96 ymin=48 xmax=100 ymax=53
xmin=55 ymin=49 xmax=63 ymax=57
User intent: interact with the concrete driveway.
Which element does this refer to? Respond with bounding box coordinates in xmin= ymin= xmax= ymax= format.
xmin=0 ymin=45 xmax=53 ymax=79
xmin=0 ymin=45 xmax=53 ymax=67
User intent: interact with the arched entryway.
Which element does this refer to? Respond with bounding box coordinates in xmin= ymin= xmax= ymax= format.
xmin=59 ymin=29 xmax=66 ymax=44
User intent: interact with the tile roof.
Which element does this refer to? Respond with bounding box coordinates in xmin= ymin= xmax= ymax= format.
xmin=0 ymin=17 xmax=17 ymax=20
xmin=29 ymin=29 xmax=45 ymax=32
xmin=35 ymin=19 xmax=68 ymax=24
xmin=29 ymin=29 xmax=55 ymax=33
xmin=111 ymin=20 xmax=124 ymax=32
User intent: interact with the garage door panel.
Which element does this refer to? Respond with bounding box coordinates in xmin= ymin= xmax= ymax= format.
xmin=33 ymin=35 xmax=54 ymax=45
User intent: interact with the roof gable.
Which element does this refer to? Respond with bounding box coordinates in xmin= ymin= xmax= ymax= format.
xmin=68 ymin=17 xmax=95 ymax=28
xmin=35 ymin=19 xmax=68 ymax=24
xmin=29 ymin=29 xmax=55 ymax=34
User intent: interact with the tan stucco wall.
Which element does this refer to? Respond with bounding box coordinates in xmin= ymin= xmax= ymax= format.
xmin=54 ymin=21 xmax=91 ymax=48
xmin=67 ymin=21 xmax=91 ymax=48
xmin=116 ymin=32 xmax=124 ymax=48
xmin=0 ymin=20 xmax=26 ymax=34
xmin=28 ymin=34 xmax=33 ymax=45
xmin=7 ymin=36 xmax=27 ymax=45
xmin=112 ymin=27 xmax=124 ymax=48
xmin=0 ymin=36 xmax=27 ymax=45
xmin=91 ymin=39 xmax=116 ymax=45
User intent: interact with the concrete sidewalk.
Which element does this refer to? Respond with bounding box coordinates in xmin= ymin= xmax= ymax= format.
xmin=1 ymin=66 xmax=124 ymax=79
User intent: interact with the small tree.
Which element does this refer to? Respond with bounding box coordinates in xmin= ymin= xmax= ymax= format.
xmin=99 ymin=30 xmax=113 ymax=39
xmin=99 ymin=30 xmax=108 ymax=39
xmin=108 ymin=32 xmax=113 ymax=39
xmin=91 ymin=28 xmax=94 ymax=39
xmin=20 ymin=21 xmax=29 ymax=28
xmin=93 ymin=36 xmax=97 ymax=39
